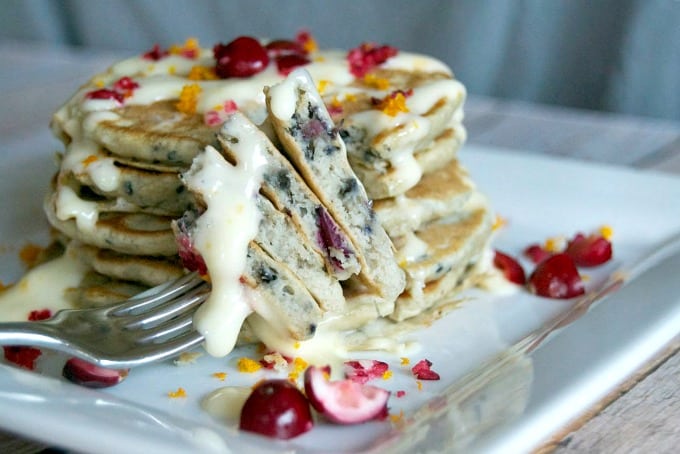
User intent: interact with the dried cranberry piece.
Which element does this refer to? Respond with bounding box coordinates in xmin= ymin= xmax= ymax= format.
xmin=28 ymin=309 xmax=52 ymax=321
xmin=565 ymin=233 xmax=613 ymax=267
xmin=213 ymin=36 xmax=269 ymax=78
xmin=343 ymin=359 xmax=389 ymax=384
xmin=304 ymin=365 xmax=390 ymax=424
xmin=347 ymin=42 xmax=398 ymax=77
xmin=85 ymin=88 xmax=124 ymax=104
xmin=493 ymin=250 xmax=526 ymax=285
xmin=527 ymin=253 xmax=585 ymax=299
xmin=62 ymin=358 xmax=128 ymax=388
xmin=142 ymin=43 xmax=169 ymax=60
xmin=176 ymin=233 xmax=207 ymax=276
xmin=113 ymin=76 xmax=140 ymax=93
xmin=411 ymin=359 xmax=440 ymax=380
xmin=275 ymin=54 xmax=311 ymax=76
xmin=3 ymin=346 xmax=41 ymax=370
xmin=239 ymin=379 xmax=313 ymax=439
xmin=524 ymin=243 xmax=552 ymax=264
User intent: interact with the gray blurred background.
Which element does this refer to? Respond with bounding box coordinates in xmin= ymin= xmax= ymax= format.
xmin=2 ymin=0 xmax=679 ymax=121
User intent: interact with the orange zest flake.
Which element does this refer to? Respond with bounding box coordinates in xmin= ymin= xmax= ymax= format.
xmin=287 ymin=357 xmax=308 ymax=381
xmin=188 ymin=65 xmax=218 ymax=81
xmin=167 ymin=65 xmax=177 ymax=75
xmin=492 ymin=214 xmax=507 ymax=231
xmin=176 ymin=84 xmax=202 ymax=115
xmin=19 ymin=243 xmax=43 ymax=268
xmin=81 ymin=155 xmax=99 ymax=167
xmin=599 ymin=225 xmax=614 ymax=240
xmin=544 ymin=236 xmax=566 ymax=253
xmin=296 ymin=30 xmax=318 ymax=54
xmin=168 ymin=387 xmax=187 ymax=398
xmin=382 ymin=370 xmax=393 ymax=380
xmin=169 ymin=37 xmax=200 ymax=58
xmin=212 ymin=372 xmax=227 ymax=381
xmin=377 ymin=91 xmax=409 ymax=116
xmin=316 ymin=79 xmax=330 ymax=94
xmin=363 ymin=73 xmax=390 ymax=90
xmin=389 ymin=409 xmax=404 ymax=424
xmin=237 ymin=357 xmax=262 ymax=373
xmin=416 ymin=380 xmax=423 ymax=391
xmin=93 ymin=78 xmax=105 ymax=88
xmin=400 ymin=357 xmax=410 ymax=366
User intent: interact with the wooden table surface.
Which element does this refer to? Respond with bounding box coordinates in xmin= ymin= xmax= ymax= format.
xmin=1 ymin=41 xmax=679 ymax=453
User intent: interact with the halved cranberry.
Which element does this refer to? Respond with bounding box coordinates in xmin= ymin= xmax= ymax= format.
xmin=493 ymin=250 xmax=526 ymax=285
xmin=565 ymin=233 xmax=613 ymax=267
xmin=527 ymin=253 xmax=585 ymax=299
xmin=275 ymin=54 xmax=311 ymax=76
xmin=304 ymin=365 xmax=390 ymax=424
xmin=524 ymin=243 xmax=552 ymax=264
xmin=265 ymin=40 xmax=306 ymax=57
xmin=411 ymin=359 xmax=440 ymax=380
xmin=344 ymin=359 xmax=389 ymax=384
xmin=213 ymin=36 xmax=269 ymax=78
xmin=62 ymin=358 xmax=128 ymax=388
xmin=315 ymin=206 xmax=353 ymax=271
xmin=239 ymin=379 xmax=313 ymax=439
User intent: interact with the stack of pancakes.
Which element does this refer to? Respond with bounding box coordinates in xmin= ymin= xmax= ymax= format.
xmin=45 ymin=37 xmax=493 ymax=347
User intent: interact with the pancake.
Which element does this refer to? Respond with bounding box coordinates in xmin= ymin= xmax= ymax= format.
xmin=374 ymin=158 xmax=476 ymax=237
xmin=266 ymin=69 xmax=405 ymax=311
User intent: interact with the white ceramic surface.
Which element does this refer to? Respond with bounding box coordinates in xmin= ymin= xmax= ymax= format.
xmin=1 ymin=142 xmax=679 ymax=453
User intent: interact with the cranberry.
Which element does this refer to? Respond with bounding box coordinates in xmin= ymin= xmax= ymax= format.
xmin=113 ymin=76 xmax=139 ymax=93
xmin=493 ymin=250 xmax=526 ymax=285
xmin=239 ymin=379 xmax=313 ymax=439
xmin=411 ymin=359 xmax=440 ymax=380
xmin=315 ymin=206 xmax=353 ymax=271
xmin=265 ymin=39 xmax=306 ymax=57
xmin=344 ymin=359 xmax=389 ymax=384
xmin=304 ymin=365 xmax=390 ymax=424
xmin=62 ymin=358 xmax=128 ymax=388
xmin=28 ymin=309 xmax=52 ymax=321
xmin=275 ymin=54 xmax=311 ymax=76
xmin=565 ymin=233 xmax=613 ymax=267
xmin=85 ymin=88 xmax=124 ymax=104
xmin=3 ymin=346 xmax=41 ymax=370
xmin=213 ymin=36 xmax=269 ymax=78
xmin=142 ymin=44 xmax=169 ymax=60
xmin=524 ymin=243 xmax=552 ymax=264
xmin=347 ymin=42 xmax=398 ymax=77
xmin=527 ymin=253 xmax=585 ymax=299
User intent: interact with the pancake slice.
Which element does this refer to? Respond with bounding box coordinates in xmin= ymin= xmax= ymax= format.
xmin=266 ymin=69 xmax=405 ymax=312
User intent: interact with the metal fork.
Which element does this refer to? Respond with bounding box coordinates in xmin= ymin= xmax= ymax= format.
xmin=0 ymin=272 xmax=209 ymax=368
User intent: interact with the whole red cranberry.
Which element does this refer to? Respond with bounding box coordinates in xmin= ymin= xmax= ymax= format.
xmin=213 ymin=36 xmax=269 ymax=78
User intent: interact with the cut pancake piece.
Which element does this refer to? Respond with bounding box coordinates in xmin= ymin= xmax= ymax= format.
xmin=255 ymin=195 xmax=345 ymax=313
xmin=390 ymin=203 xmax=494 ymax=321
xmin=243 ymin=242 xmax=323 ymax=341
xmin=349 ymin=124 xmax=465 ymax=200
xmin=216 ymin=112 xmax=361 ymax=281
xmin=374 ymin=158 xmax=476 ymax=237
xmin=266 ymin=68 xmax=405 ymax=310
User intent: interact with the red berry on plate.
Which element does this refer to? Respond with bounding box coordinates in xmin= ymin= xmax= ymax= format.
xmin=411 ymin=359 xmax=440 ymax=380
xmin=213 ymin=36 xmax=269 ymax=78
xmin=304 ymin=365 xmax=389 ymax=424
xmin=3 ymin=346 xmax=42 ymax=370
xmin=62 ymin=357 xmax=128 ymax=388
xmin=527 ymin=253 xmax=585 ymax=299
xmin=343 ymin=359 xmax=389 ymax=384
xmin=239 ymin=379 xmax=313 ymax=439
xmin=523 ymin=243 xmax=552 ymax=264
xmin=565 ymin=233 xmax=613 ymax=267
xmin=493 ymin=250 xmax=526 ymax=284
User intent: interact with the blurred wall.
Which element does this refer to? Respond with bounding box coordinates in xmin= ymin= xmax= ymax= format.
xmin=2 ymin=0 xmax=678 ymax=121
